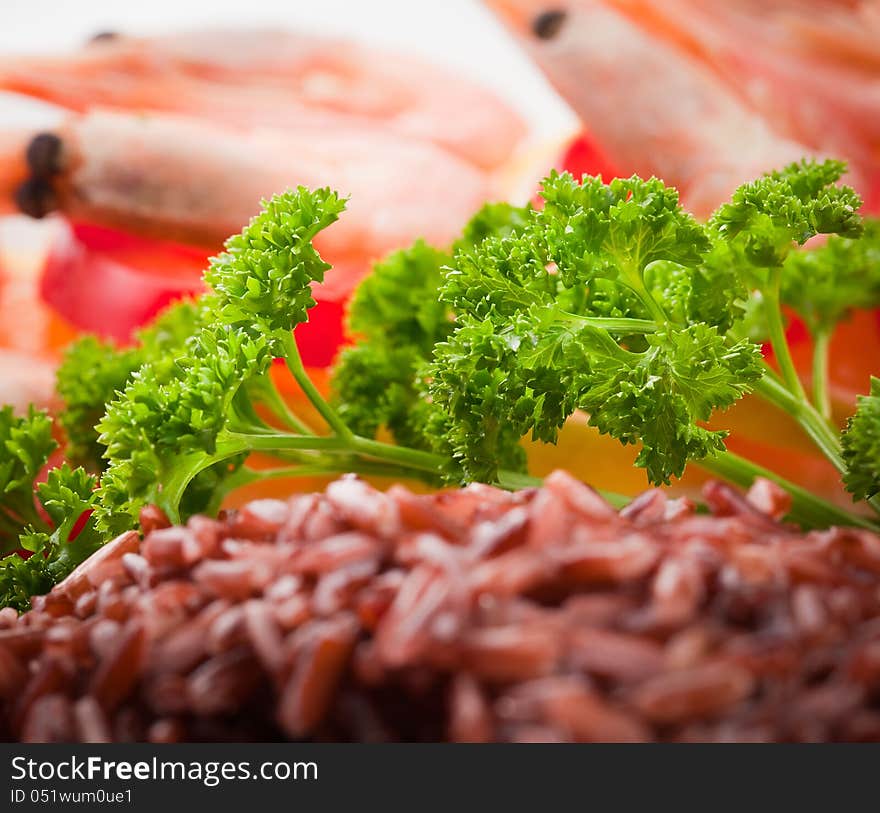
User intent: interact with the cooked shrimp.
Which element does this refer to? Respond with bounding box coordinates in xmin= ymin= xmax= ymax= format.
xmin=0 ymin=29 xmax=526 ymax=172
xmin=607 ymin=1 xmax=880 ymax=179
xmin=10 ymin=109 xmax=492 ymax=269
xmin=484 ymin=0 xmax=871 ymax=214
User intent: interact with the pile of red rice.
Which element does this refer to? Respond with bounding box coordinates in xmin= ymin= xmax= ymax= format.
xmin=3 ymin=471 xmax=880 ymax=742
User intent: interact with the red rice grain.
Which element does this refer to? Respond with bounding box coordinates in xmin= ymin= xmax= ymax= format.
xmin=4 ymin=472 xmax=880 ymax=742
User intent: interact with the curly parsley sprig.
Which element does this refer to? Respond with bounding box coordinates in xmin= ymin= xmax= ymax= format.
xmin=0 ymin=408 xmax=103 ymax=610
xmin=2 ymin=161 xmax=879 ymax=612
xmin=337 ymin=160 xmax=879 ymax=529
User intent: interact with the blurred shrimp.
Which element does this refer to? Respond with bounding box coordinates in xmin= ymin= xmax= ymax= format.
xmin=608 ymin=0 xmax=880 ymax=176
xmin=0 ymin=29 xmax=525 ymax=172
xmin=11 ymin=109 xmax=492 ymax=267
xmin=484 ymin=0 xmax=874 ymax=214
xmin=0 ymin=28 xmax=525 ymax=306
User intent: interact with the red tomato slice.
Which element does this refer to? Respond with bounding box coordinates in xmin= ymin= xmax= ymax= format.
xmin=38 ymin=219 xmax=351 ymax=367
xmin=40 ymin=220 xmax=206 ymax=343
xmin=558 ymin=132 xmax=621 ymax=181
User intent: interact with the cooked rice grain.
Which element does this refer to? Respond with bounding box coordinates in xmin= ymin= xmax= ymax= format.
xmin=4 ymin=472 xmax=880 ymax=743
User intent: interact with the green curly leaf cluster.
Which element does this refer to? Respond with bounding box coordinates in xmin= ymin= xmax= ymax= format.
xmin=96 ymin=187 xmax=345 ymax=531
xmin=3 ymin=160 xmax=878 ymax=613
xmin=0 ymin=409 xmax=103 ymax=611
xmin=205 ymin=187 xmax=346 ymax=348
xmin=422 ymin=172 xmax=758 ymax=484
xmin=782 ymin=219 xmax=880 ymax=335
xmin=712 ymin=158 xmax=862 ymax=272
xmin=332 ymin=204 xmax=534 ymax=453
xmin=57 ymin=300 xmax=201 ymax=471
xmin=0 ymin=406 xmax=57 ymax=554
xmin=334 ymin=161 xmax=869 ymax=489
xmin=842 ymin=377 xmax=880 ymax=502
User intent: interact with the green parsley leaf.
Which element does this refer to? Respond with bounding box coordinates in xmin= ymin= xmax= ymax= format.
xmin=56 ymin=299 xmax=201 ymax=471
xmin=842 ymin=377 xmax=880 ymax=501
xmin=0 ymin=406 xmax=57 ymax=554
xmin=782 ymin=219 xmax=880 ymax=335
xmin=711 ymin=159 xmax=862 ymax=272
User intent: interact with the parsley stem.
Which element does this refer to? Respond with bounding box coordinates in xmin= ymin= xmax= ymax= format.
xmin=159 ymin=451 xmax=235 ymax=524
xmin=252 ymin=372 xmax=314 ymax=435
xmin=764 ymin=270 xmax=807 ymax=401
xmin=702 ymin=450 xmax=877 ymax=530
xmin=225 ymin=433 xmax=350 ymax=453
xmin=753 ymin=373 xmax=845 ymax=473
xmin=265 ymin=459 xmax=420 ymax=481
xmin=225 ymin=430 xmax=453 ymax=479
xmin=559 ymin=313 xmax=658 ymax=335
xmin=219 ymin=430 xmax=632 ymax=509
xmin=281 ymin=332 xmax=352 ymax=440
xmin=349 ymin=435 xmax=450 ymax=475
xmin=629 ymin=282 xmax=668 ymax=325
xmin=158 ymin=437 xmax=355 ymax=521
xmin=617 ymin=258 xmax=668 ymax=325
xmin=495 ymin=469 xmax=543 ymax=491
xmin=811 ymin=328 xmax=833 ymax=423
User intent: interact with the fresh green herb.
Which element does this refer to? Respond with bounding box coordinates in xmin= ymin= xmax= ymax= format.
xmin=1 ymin=160 xmax=879 ymax=612
xmin=421 ymin=172 xmax=761 ymax=486
xmin=91 ymin=188 xmax=539 ymax=540
xmin=781 ymin=220 xmax=880 ymax=419
xmin=57 ymin=300 xmax=201 ymax=471
xmin=782 ymin=220 xmax=880 ymax=337
xmin=333 ymin=240 xmax=452 ymax=449
xmin=332 ymin=202 xmax=535 ymax=453
xmin=339 ymin=160 xmax=879 ymax=527
xmin=842 ymin=377 xmax=880 ymax=502
xmin=0 ymin=408 xmax=103 ymax=610
xmin=0 ymin=406 xmax=56 ymax=554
